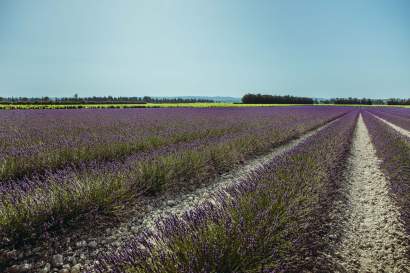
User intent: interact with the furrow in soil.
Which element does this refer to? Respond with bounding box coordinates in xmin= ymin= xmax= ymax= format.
xmin=333 ymin=114 xmax=409 ymax=273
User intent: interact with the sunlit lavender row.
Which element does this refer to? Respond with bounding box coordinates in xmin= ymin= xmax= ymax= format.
xmin=363 ymin=111 xmax=410 ymax=236
xmin=0 ymin=107 xmax=349 ymax=180
xmin=0 ymin=107 xmax=348 ymax=243
xmin=366 ymin=107 xmax=410 ymax=131
xmin=96 ymin=111 xmax=359 ymax=273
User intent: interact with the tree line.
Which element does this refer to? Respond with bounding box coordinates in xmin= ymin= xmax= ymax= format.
xmin=385 ymin=98 xmax=410 ymax=105
xmin=321 ymin=97 xmax=377 ymax=105
xmin=1 ymin=94 xmax=409 ymax=105
xmin=241 ymin=93 xmax=314 ymax=104
xmin=242 ymin=94 xmax=410 ymax=105
xmin=321 ymin=97 xmax=410 ymax=105
xmin=0 ymin=95 xmax=213 ymax=105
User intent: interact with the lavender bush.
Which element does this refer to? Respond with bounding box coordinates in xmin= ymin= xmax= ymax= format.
xmin=0 ymin=107 xmax=349 ymax=180
xmin=0 ymin=107 xmax=349 ymax=243
xmin=96 ymin=110 xmax=358 ymax=273
xmin=362 ymin=111 xmax=410 ymax=239
xmin=367 ymin=107 xmax=410 ymax=131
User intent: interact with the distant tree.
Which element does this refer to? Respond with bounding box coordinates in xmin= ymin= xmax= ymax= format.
xmin=242 ymin=93 xmax=314 ymax=104
xmin=0 ymin=95 xmax=213 ymax=105
xmin=330 ymin=97 xmax=373 ymax=105
xmin=143 ymin=96 xmax=152 ymax=103
xmin=387 ymin=98 xmax=410 ymax=105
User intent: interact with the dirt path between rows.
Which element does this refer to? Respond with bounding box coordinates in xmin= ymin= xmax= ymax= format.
xmin=371 ymin=113 xmax=410 ymax=139
xmin=333 ymin=114 xmax=409 ymax=272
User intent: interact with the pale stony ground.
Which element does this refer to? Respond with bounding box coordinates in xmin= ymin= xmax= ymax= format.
xmin=333 ymin=115 xmax=410 ymax=273
xmin=372 ymin=113 xmax=410 ymax=138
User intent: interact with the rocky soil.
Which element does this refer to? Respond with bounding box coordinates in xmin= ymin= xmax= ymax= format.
xmin=332 ymin=115 xmax=410 ymax=272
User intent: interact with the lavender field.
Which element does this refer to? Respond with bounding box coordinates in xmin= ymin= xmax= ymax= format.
xmin=0 ymin=106 xmax=409 ymax=273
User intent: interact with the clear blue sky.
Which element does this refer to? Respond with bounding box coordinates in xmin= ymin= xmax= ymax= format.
xmin=1 ymin=0 xmax=409 ymax=99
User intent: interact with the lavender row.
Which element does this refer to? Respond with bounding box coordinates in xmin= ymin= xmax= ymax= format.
xmin=0 ymin=107 xmax=345 ymax=200
xmin=366 ymin=107 xmax=410 ymax=131
xmin=0 ymin=107 xmax=349 ymax=244
xmin=362 ymin=111 xmax=410 ymax=238
xmin=96 ymin=111 xmax=358 ymax=273
xmin=0 ymin=107 xmax=349 ymax=180
xmin=370 ymin=107 xmax=410 ymax=119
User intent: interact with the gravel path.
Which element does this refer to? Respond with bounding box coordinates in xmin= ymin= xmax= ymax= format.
xmin=1 ymin=118 xmax=341 ymax=273
xmin=333 ymin=114 xmax=409 ymax=272
xmin=371 ymin=113 xmax=410 ymax=138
